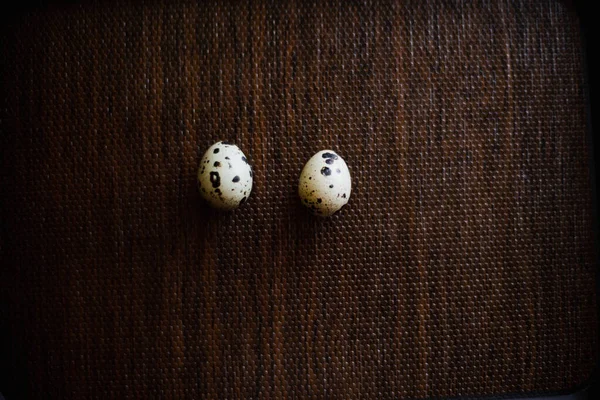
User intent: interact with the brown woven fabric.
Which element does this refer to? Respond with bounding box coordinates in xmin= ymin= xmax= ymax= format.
xmin=1 ymin=1 xmax=596 ymax=398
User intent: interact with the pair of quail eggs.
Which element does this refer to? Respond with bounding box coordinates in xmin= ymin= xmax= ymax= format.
xmin=197 ymin=141 xmax=351 ymax=217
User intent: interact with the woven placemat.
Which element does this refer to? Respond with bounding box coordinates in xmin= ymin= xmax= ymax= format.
xmin=1 ymin=1 xmax=596 ymax=398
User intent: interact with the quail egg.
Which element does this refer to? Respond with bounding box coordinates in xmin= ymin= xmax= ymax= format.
xmin=198 ymin=141 xmax=253 ymax=210
xmin=299 ymin=150 xmax=351 ymax=216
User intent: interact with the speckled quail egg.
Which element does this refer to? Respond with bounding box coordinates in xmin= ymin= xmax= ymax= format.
xmin=198 ymin=141 xmax=253 ymax=210
xmin=298 ymin=150 xmax=351 ymax=217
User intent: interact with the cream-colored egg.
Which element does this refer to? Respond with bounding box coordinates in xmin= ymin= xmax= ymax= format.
xmin=198 ymin=141 xmax=253 ymax=210
xmin=298 ymin=150 xmax=351 ymax=217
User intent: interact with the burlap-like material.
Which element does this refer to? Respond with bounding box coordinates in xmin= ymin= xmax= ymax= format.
xmin=1 ymin=1 xmax=596 ymax=398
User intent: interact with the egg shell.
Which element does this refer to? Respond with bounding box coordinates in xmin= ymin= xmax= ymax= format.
xmin=197 ymin=141 xmax=253 ymax=210
xmin=298 ymin=150 xmax=351 ymax=217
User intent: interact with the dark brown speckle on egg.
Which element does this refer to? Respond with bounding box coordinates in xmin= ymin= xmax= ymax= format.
xmin=209 ymin=171 xmax=221 ymax=188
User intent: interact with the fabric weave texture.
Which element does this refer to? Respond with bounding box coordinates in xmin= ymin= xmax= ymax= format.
xmin=0 ymin=1 xmax=597 ymax=398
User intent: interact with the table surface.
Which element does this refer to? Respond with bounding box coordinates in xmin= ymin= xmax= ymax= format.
xmin=1 ymin=1 xmax=597 ymax=399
